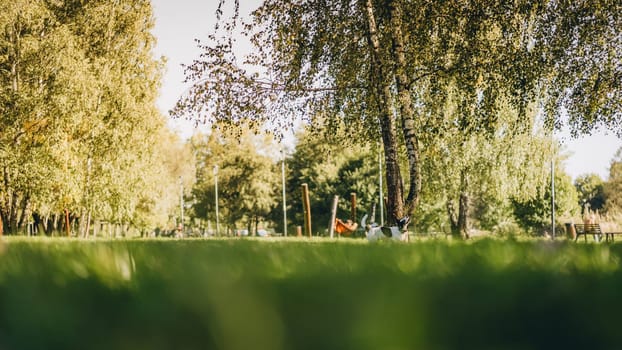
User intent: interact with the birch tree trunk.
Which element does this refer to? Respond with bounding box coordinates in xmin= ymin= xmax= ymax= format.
xmin=447 ymin=171 xmax=470 ymax=238
xmin=389 ymin=0 xmax=421 ymax=218
xmin=362 ymin=0 xmax=406 ymax=225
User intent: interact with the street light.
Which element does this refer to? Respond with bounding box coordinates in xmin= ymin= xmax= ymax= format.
xmin=214 ymin=165 xmax=219 ymax=236
xmin=179 ymin=176 xmax=184 ymax=232
xmin=551 ymin=139 xmax=556 ymax=239
xmin=281 ymin=148 xmax=287 ymax=236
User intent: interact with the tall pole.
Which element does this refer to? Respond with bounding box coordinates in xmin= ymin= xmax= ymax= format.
xmin=329 ymin=195 xmax=339 ymax=239
xmin=302 ymin=183 xmax=312 ymax=237
xmin=179 ymin=176 xmax=184 ymax=231
xmin=378 ymin=141 xmax=384 ymax=226
xmin=214 ymin=165 xmax=219 ymax=236
xmin=551 ymin=130 xmax=556 ymax=238
xmin=281 ymin=149 xmax=287 ymax=236
xmin=551 ymin=158 xmax=556 ymax=238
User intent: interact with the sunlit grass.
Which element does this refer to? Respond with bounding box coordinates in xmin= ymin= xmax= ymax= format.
xmin=1 ymin=236 xmax=621 ymax=349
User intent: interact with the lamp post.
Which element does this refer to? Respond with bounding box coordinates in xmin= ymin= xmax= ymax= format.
xmin=214 ymin=165 xmax=219 ymax=236
xmin=179 ymin=176 xmax=184 ymax=232
xmin=551 ymin=152 xmax=556 ymax=238
xmin=281 ymin=148 xmax=287 ymax=236
xmin=549 ymin=124 xmax=556 ymax=239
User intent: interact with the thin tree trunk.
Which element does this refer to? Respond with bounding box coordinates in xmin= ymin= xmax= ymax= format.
xmin=447 ymin=171 xmax=470 ymax=239
xmin=389 ymin=0 xmax=422 ymax=218
xmin=85 ymin=210 xmax=91 ymax=238
xmin=1 ymin=166 xmax=7 ymax=235
xmin=458 ymin=170 xmax=470 ymax=239
xmin=43 ymin=215 xmax=50 ymax=235
xmin=64 ymin=209 xmax=70 ymax=236
xmin=17 ymin=194 xmax=29 ymax=230
xmin=53 ymin=213 xmax=60 ymax=234
xmin=458 ymin=191 xmax=469 ymax=239
xmin=9 ymin=191 xmax=19 ymax=233
xmin=79 ymin=210 xmax=87 ymax=238
xmin=447 ymin=200 xmax=459 ymax=237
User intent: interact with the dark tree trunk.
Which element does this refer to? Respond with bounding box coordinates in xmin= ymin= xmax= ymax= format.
xmin=9 ymin=191 xmax=19 ymax=234
xmin=447 ymin=200 xmax=459 ymax=237
xmin=17 ymin=194 xmax=29 ymax=230
xmin=458 ymin=170 xmax=470 ymax=239
xmin=33 ymin=212 xmax=42 ymax=236
xmin=458 ymin=191 xmax=469 ymax=239
xmin=447 ymin=171 xmax=470 ymax=239
xmin=247 ymin=217 xmax=253 ymax=236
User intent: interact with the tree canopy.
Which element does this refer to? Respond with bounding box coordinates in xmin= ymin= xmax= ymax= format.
xmin=174 ymin=0 xmax=621 ymax=228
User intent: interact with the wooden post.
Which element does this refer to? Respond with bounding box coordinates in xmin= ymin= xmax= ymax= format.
xmin=350 ymin=192 xmax=357 ymax=221
xmin=296 ymin=225 xmax=302 ymax=237
xmin=301 ymin=183 xmax=312 ymax=237
xmin=329 ymin=195 xmax=339 ymax=238
xmin=64 ymin=208 xmax=70 ymax=237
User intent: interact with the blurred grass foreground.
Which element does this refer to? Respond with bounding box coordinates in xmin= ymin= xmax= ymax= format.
xmin=1 ymin=237 xmax=621 ymax=350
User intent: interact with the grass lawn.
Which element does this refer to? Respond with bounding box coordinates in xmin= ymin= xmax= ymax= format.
xmin=0 ymin=236 xmax=620 ymax=350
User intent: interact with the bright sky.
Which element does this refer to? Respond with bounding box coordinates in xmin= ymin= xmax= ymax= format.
xmin=151 ymin=0 xmax=622 ymax=181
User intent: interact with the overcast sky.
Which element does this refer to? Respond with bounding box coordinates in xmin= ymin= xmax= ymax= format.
xmin=151 ymin=0 xmax=622 ymax=180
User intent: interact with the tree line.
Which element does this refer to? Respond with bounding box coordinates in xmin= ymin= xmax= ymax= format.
xmin=187 ymin=122 xmax=622 ymax=237
xmin=0 ymin=0 xmax=190 ymax=236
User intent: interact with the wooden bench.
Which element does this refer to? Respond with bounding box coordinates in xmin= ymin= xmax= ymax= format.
xmin=574 ymin=224 xmax=602 ymax=242
xmin=605 ymin=229 xmax=622 ymax=242
xmin=574 ymin=223 xmax=622 ymax=243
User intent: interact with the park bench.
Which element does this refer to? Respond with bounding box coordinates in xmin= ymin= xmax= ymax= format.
xmin=574 ymin=223 xmax=622 ymax=243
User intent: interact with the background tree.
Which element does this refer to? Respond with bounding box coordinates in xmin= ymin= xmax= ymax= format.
xmin=191 ymin=126 xmax=279 ymax=235
xmin=416 ymin=83 xmax=556 ymax=238
xmin=511 ymin=165 xmax=580 ymax=235
xmin=604 ymin=148 xmax=622 ymax=215
xmin=574 ymin=174 xmax=606 ymax=215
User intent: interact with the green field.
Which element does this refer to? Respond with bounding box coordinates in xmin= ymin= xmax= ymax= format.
xmin=0 ymin=237 xmax=621 ymax=350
